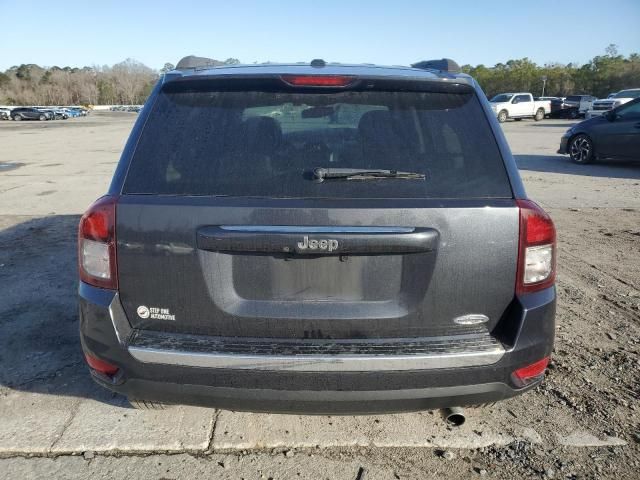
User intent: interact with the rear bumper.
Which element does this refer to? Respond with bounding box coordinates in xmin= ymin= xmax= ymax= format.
xmin=98 ymin=378 xmax=534 ymax=414
xmin=79 ymin=282 xmax=555 ymax=414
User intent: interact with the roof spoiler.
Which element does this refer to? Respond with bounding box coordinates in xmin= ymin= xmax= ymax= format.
xmin=411 ymin=58 xmax=460 ymax=73
xmin=175 ymin=55 xmax=223 ymax=70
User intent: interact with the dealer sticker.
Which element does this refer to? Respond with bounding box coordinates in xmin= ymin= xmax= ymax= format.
xmin=137 ymin=305 xmax=176 ymax=321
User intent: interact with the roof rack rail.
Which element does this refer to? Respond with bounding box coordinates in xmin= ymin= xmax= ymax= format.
xmin=175 ymin=55 xmax=223 ymax=70
xmin=411 ymin=58 xmax=461 ymax=73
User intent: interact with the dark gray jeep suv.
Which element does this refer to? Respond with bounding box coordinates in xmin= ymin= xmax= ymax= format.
xmin=78 ymin=57 xmax=556 ymax=414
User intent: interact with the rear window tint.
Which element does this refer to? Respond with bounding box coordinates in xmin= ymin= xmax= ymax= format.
xmin=123 ymin=88 xmax=512 ymax=199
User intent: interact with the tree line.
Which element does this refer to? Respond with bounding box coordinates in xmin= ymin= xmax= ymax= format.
xmin=0 ymin=46 xmax=637 ymax=106
xmin=463 ymin=45 xmax=639 ymax=99
xmin=0 ymin=57 xmax=239 ymax=106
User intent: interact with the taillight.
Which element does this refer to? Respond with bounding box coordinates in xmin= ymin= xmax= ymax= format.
xmin=78 ymin=196 xmax=117 ymax=289
xmin=516 ymin=199 xmax=556 ymax=295
xmin=84 ymin=352 xmax=119 ymax=377
xmin=280 ymin=75 xmax=356 ymax=87
xmin=512 ymin=356 xmax=550 ymax=387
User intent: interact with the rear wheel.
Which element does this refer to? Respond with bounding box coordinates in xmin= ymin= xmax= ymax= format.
xmin=497 ymin=110 xmax=508 ymax=123
xmin=569 ymin=134 xmax=594 ymax=164
xmin=128 ymin=398 xmax=171 ymax=410
xmin=534 ymin=108 xmax=545 ymax=121
xmin=569 ymin=109 xmax=579 ymax=119
xmin=39 ymin=114 xmax=46 ymax=121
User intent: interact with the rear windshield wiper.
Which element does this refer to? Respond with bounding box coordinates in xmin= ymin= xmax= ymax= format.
xmin=312 ymin=168 xmax=426 ymax=182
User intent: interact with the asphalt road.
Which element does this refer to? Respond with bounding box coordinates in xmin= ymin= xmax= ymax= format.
xmin=0 ymin=113 xmax=638 ymax=479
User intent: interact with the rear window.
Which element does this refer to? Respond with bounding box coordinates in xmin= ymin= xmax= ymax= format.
xmin=123 ymin=85 xmax=512 ymax=199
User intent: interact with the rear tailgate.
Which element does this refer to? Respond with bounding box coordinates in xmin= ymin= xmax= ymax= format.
xmin=115 ymin=74 xmax=518 ymax=340
xmin=117 ymin=197 xmax=517 ymax=338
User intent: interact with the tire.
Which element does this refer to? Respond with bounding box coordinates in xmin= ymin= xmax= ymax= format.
xmin=497 ymin=110 xmax=508 ymax=123
xmin=39 ymin=114 xmax=46 ymax=121
xmin=534 ymin=108 xmax=545 ymax=121
xmin=13 ymin=115 xmax=21 ymax=121
xmin=569 ymin=109 xmax=579 ymax=119
xmin=568 ymin=134 xmax=594 ymax=164
xmin=128 ymin=398 xmax=170 ymax=410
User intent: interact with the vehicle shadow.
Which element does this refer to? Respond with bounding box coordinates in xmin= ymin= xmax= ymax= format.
xmin=514 ymin=154 xmax=640 ymax=180
xmin=0 ymin=215 xmax=127 ymax=407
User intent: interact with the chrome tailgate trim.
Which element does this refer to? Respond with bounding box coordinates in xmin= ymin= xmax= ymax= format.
xmin=128 ymin=332 xmax=505 ymax=371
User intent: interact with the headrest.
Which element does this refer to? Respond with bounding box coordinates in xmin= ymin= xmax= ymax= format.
xmin=358 ymin=110 xmax=404 ymax=149
xmin=243 ymin=116 xmax=282 ymax=156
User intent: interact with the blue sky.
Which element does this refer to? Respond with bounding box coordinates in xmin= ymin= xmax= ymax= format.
xmin=2 ymin=0 xmax=639 ymax=71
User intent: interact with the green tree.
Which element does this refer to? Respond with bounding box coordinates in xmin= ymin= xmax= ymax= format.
xmin=160 ymin=62 xmax=175 ymax=74
xmin=15 ymin=64 xmax=32 ymax=80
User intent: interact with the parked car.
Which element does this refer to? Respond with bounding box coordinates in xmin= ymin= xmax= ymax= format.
xmin=550 ymin=95 xmax=597 ymax=119
xmin=47 ymin=108 xmax=69 ymax=120
xmin=586 ymin=89 xmax=640 ymax=119
xmin=58 ymin=108 xmax=72 ymax=119
xmin=60 ymin=107 xmax=81 ymax=118
xmin=10 ymin=107 xmax=50 ymax=121
xmin=489 ymin=93 xmax=550 ymax=122
xmin=38 ymin=109 xmax=59 ymax=120
xmin=78 ymin=57 xmax=556 ymax=414
xmin=558 ymin=97 xmax=640 ymax=164
xmin=0 ymin=108 xmax=11 ymax=120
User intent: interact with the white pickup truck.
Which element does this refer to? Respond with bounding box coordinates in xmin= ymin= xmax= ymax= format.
xmin=489 ymin=93 xmax=550 ymax=123
xmin=585 ymin=88 xmax=640 ymax=119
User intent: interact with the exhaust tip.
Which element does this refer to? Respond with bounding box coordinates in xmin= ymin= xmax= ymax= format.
xmin=441 ymin=407 xmax=466 ymax=427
